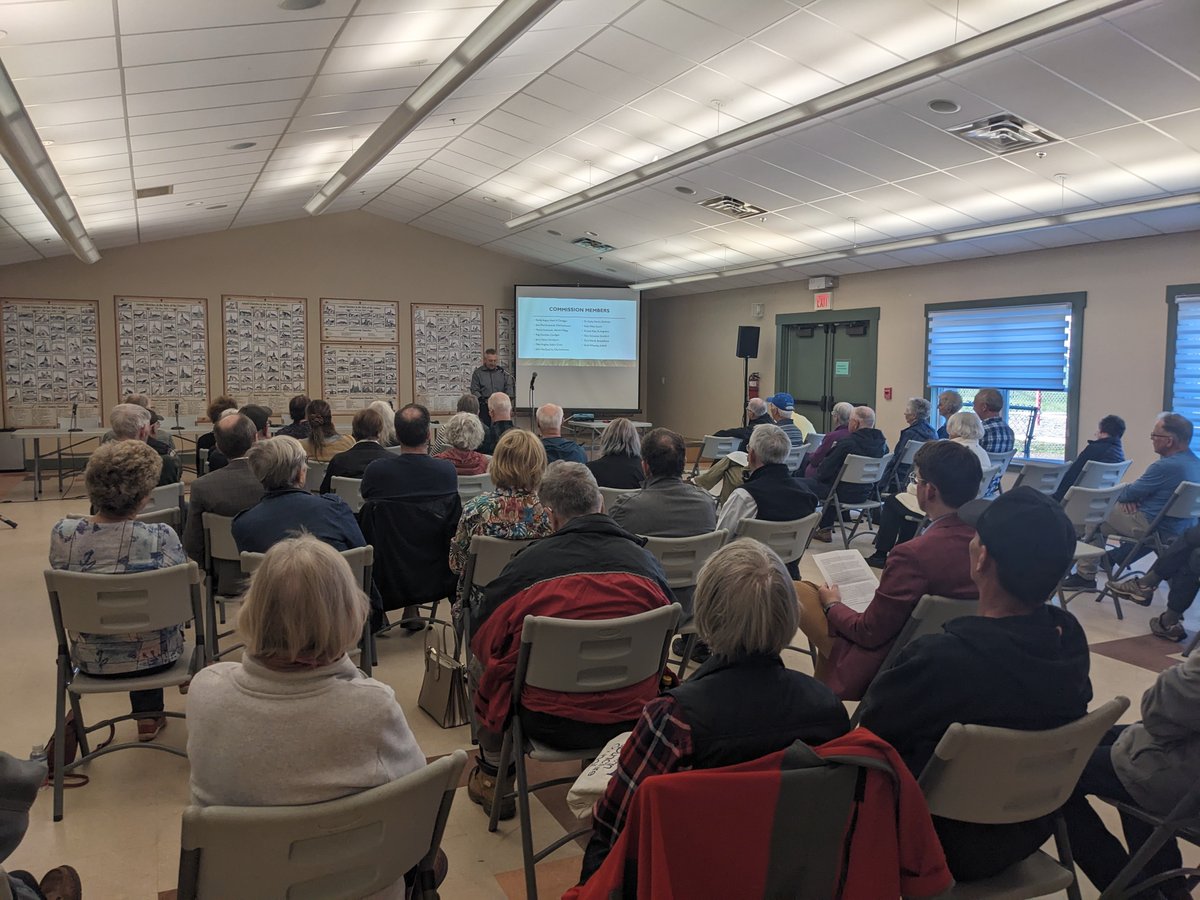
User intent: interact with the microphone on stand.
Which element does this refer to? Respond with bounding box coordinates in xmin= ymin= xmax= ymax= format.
xmin=530 ymin=371 xmax=538 ymax=389
xmin=172 ymin=400 xmax=184 ymax=431
xmin=528 ymin=372 xmax=538 ymax=432
xmin=68 ymin=401 xmax=81 ymax=432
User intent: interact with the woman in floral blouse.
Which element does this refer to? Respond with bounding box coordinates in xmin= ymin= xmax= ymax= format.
xmin=450 ymin=428 xmax=553 ymax=617
xmin=49 ymin=440 xmax=186 ymax=743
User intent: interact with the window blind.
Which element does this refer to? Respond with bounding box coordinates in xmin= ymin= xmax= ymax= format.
xmin=927 ymin=303 xmax=1071 ymax=391
xmin=1170 ymin=296 xmax=1200 ymax=440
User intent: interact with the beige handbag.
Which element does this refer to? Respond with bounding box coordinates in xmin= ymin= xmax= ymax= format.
xmin=418 ymin=623 xmax=470 ymax=729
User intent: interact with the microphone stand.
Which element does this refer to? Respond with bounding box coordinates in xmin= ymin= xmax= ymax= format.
xmin=528 ymin=373 xmax=537 ymax=431
xmin=68 ymin=402 xmax=81 ymax=433
xmin=0 ymin=514 xmax=16 ymax=529
xmin=171 ymin=400 xmax=185 ymax=431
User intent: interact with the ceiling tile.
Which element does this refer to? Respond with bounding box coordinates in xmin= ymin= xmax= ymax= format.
xmin=120 ymin=19 xmax=341 ymax=68
xmin=0 ymin=37 xmax=119 ymax=78
xmin=1106 ymin=0 xmax=1200 ymax=77
xmin=124 ymin=50 xmax=326 ymax=93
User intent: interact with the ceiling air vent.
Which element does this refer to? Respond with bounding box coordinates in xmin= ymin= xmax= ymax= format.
xmin=135 ymin=185 xmax=174 ymax=199
xmin=699 ymin=195 xmax=768 ymax=219
xmin=572 ymin=237 xmax=616 ymax=253
xmin=948 ymin=114 xmax=1059 ymax=155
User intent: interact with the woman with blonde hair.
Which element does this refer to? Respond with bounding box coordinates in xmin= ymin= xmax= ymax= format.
xmin=303 ymin=398 xmax=355 ymax=461
xmin=434 ymin=411 xmax=489 ymax=475
xmin=585 ymin=417 xmax=643 ymax=489
xmin=368 ymin=399 xmax=397 ymax=447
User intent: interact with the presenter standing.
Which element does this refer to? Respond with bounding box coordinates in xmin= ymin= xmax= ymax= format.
xmin=470 ymin=348 xmax=515 ymax=427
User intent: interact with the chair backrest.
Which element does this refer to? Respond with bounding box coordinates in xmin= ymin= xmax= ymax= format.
xmin=137 ymin=506 xmax=182 ymax=529
xmin=457 ymin=473 xmax=493 ymax=502
xmin=804 ymin=431 xmax=824 ymax=448
xmin=330 ymin=476 xmax=364 ymax=513
xmin=874 ymin=594 xmax=978 ymax=681
xmin=45 ymin=561 xmax=203 ymax=637
xmin=977 ymin=464 xmax=1001 ymax=499
xmin=1074 ymin=458 xmax=1133 ymax=490
xmin=177 ymin=749 xmax=468 ymax=900
xmin=734 ymin=513 xmax=822 ymax=564
xmin=386 ymin=444 xmax=405 ymax=456
xmin=1161 ymin=480 xmax=1200 ymax=522
xmin=897 ymin=439 xmax=925 ymax=468
xmin=699 ymin=434 xmax=739 ymax=461
xmin=202 ymin=512 xmax=240 ymax=563
xmin=784 ymin=443 xmax=808 ymax=474
xmin=241 ymin=546 xmax=374 ymax=593
xmin=919 ymin=697 xmax=1129 ymax=825
xmin=303 ymin=460 xmax=327 ymax=493
xmin=145 ymin=481 xmax=185 ymax=514
xmin=599 ymin=485 xmax=638 ymax=512
xmin=1009 ymin=460 xmax=1070 ymax=495
xmin=466 ymin=534 xmax=533 ymax=589
xmin=516 ymin=604 xmax=682 ymax=696
xmin=987 ymin=449 xmax=1017 ymax=476
xmin=641 ymin=531 xmax=728 ymax=590
xmin=834 ymin=453 xmax=892 ymax=487
xmin=1059 ymin=484 xmax=1124 ymax=538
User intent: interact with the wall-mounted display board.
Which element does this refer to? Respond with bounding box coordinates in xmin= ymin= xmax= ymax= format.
xmin=1 ymin=298 xmax=101 ymax=427
xmin=116 ymin=296 xmax=209 ymax=418
xmin=222 ymin=295 xmax=307 ymax=414
xmin=496 ymin=308 xmax=515 ymax=373
xmin=321 ymin=343 xmax=399 ymax=411
xmin=320 ymin=297 xmax=399 ymax=343
xmin=411 ymin=303 xmax=483 ymax=414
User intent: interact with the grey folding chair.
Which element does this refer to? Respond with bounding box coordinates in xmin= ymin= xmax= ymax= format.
xmin=144 ymin=481 xmax=186 ymax=533
xmin=1054 ymin=485 xmax=1123 ymax=608
xmin=1010 ymin=461 xmax=1071 ymax=496
xmin=918 ymin=697 xmax=1130 ymax=900
xmin=241 ymin=546 xmax=377 ymax=675
xmin=44 ymin=562 xmax=206 ymax=821
xmin=886 ymin=439 xmax=925 ymax=493
xmin=329 ymin=475 xmax=364 ymax=513
xmin=137 ymin=505 xmax=183 ymax=533
xmin=201 ymin=512 xmax=243 ymax=660
xmin=822 ymin=453 xmax=893 ymax=548
xmin=457 ymin=473 xmax=493 ymax=503
xmin=804 ymin=431 xmax=825 ymax=449
xmin=642 ymin=530 xmax=728 ymax=678
xmin=177 ymin=749 xmax=468 ymax=900
xmin=690 ymin=434 xmax=739 ymax=477
xmin=303 ymin=460 xmax=328 ymax=493
xmin=987 ymin=449 xmax=1017 ymax=494
xmin=734 ymin=512 xmax=822 ymax=565
xmin=1098 ymin=778 xmax=1200 ymax=899
xmin=487 ymin=604 xmax=683 ymax=900
xmin=598 ymin=485 xmax=638 ymax=513
xmin=1093 ymin=481 xmax=1200 ymax=619
xmin=458 ymin=535 xmax=538 ymax=664
xmin=784 ymin=443 xmax=808 ymax=476
xmin=1074 ymin=458 xmax=1133 ymax=490
xmin=978 ymin=464 xmax=1001 ymax=499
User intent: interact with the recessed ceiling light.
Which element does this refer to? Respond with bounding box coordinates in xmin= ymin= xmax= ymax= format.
xmin=546 ymin=229 xmax=561 ymax=237
xmin=185 ymin=201 xmax=204 ymax=207
xmin=227 ymin=141 xmax=257 ymax=150
xmin=928 ymin=98 xmax=961 ymax=114
xmin=482 ymin=196 xmax=496 ymax=203
xmin=674 ymin=185 xmax=695 ymax=195
xmin=206 ymin=204 xmax=228 ymax=210
xmin=41 ymin=139 xmax=54 ymax=147
xmin=278 ymin=0 xmax=324 ymax=10
xmin=585 ymin=230 xmax=598 ymax=237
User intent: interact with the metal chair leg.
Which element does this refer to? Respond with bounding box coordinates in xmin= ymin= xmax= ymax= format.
xmin=487 ymin=728 xmax=514 ymax=834
xmin=514 ymin=717 xmax=539 ymax=900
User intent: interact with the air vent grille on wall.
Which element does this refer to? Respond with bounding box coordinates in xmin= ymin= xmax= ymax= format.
xmin=571 ymin=237 xmax=616 ymax=252
xmin=135 ymin=185 xmax=174 ymax=199
xmin=947 ymin=115 xmax=1060 ymax=155
xmin=699 ymin=195 xmax=768 ymax=218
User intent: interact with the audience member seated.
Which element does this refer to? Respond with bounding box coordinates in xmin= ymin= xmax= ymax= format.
xmin=610 ymin=428 xmax=716 ymax=538
xmin=209 ymin=403 xmax=272 ymax=474
xmin=802 ymin=401 xmax=854 ymax=477
xmin=713 ymin=396 xmax=773 ymax=451
xmin=302 ymin=398 xmax=355 ymax=461
xmin=974 ymin=388 xmax=1015 ymax=494
xmin=935 ymin=390 xmax=963 ymax=439
xmin=693 ymin=396 xmax=803 ymax=504
xmin=715 ymin=425 xmax=818 ymax=578
xmin=108 ymin=403 xmax=181 ymax=485
xmin=274 ymin=394 xmax=310 ymax=440
xmin=1061 ymin=651 xmax=1199 ymax=900
xmin=797 ymin=441 xmax=981 ymax=700
xmin=796 ymin=405 xmax=888 ymax=542
xmin=537 ymin=402 xmax=587 ymax=463
xmin=1051 ymin=413 xmax=1126 ymax=502
xmin=579 ymin=538 xmax=850 ymax=882
xmin=361 ymin=404 xmax=457 ymax=501
xmin=184 ymin=413 xmax=265 ymax=596
xmin=49 ymin=441 xmax=186 ymax=743
xmin=479 ymin=392 xmax=515 ymax=454
xmin=858 ymin=487 xmax=1092 ymax=883
xmin=431 ymin=395 xmax=480 ymax=456
xmin=765 ymin=392 xmax=804 ymax=452
xmin=1109 ymin=522 xmax=1200 ymax=642
xmin=449 ymin=429 xmax=553 ymax=618
xmin=233 ymin=436 xmax=366 ymax=553
xmin=145 ymin=407 xmax=176 ymax=452
xmin=202 ymin=407 xmax=240 ymax=473
xmin=319 ymin=406 xmax=393 ymax=493
xmin=880 ymin=397 xmax=936 ymax=490
xmin=585 ymin=418 xmax=644 ymax=489
xmin=1064 ymin=412 xmax=1200 ymax=591
xmin=466 ymin=462 xmax=673 ymax=819
xmin=434 ymin=411 xmax=489 ymax=476
xmin=1 ymin=750 xmax=82 ymax=900
xmin=195 ymin=395 xmax=237 ymax=474
xmin=367 ymin=399 xmax=397 ymax=447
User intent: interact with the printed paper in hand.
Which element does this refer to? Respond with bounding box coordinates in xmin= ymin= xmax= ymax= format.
xmin=813 ymin=550 xmax=879 ymax=612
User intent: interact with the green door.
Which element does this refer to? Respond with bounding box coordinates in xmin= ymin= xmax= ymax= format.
xmin=777 ymin=310 xmax=879 ymax=430
xmin=785 ymin=323 xmax=831 ymax=429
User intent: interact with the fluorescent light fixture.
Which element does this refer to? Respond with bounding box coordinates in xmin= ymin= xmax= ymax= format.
xmin=629 ymin=193 xmax=1200 ymax=291
xmin=506 ymin=0 xmax=1140 ymax=231
xmin=0 ymin=57 xmax=99 ymax=263
xmin=304 ymin=0 xmax=561 ymax=216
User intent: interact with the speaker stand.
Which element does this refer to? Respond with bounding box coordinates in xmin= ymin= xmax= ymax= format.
xmin=742 ymin=356 xmax=750 ymax=427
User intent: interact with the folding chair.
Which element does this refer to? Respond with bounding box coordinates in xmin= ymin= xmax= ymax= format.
xmin=137 ymin=505 xmax=183 ymax=533
xmin=303 ymin=460 xmax=327 ymax=493
xmin=1054 ymin=485 xmax=1123 ymax=608
xmin=1010 ymin=461 xmax=1071 ymax=496
xmin=457 ymin=473 xmax=493 ymax=503
xmin=598 ymin=486 xmax=638 ymax=512
xmin=1073 ymin=459 xmax=1133 ymax=490
xmin=1093 ymin=481 xmax=1200 ymax=619
xmin=804 ymin=431 xmax=825 ymax=449
xmin=329 ymin=475 xmax=364 ymax=513
xmin=783 ymin=443 xmax=808 ymax=476
xmin=918 ymin=697 xmax=1130 ymax=900
xmin=978 ymin=464 xmax=1001 ymax=499
xmin=690 ymin=434 xmax=739 ymax=477
xmin=886 ymin=439 xmax=925 ymax=494
xmin=987 ymin=449 xmax=1017 ymax=494
xmin=458 ymin=534 xmax=538 ymax=672
xmin=821 ymin=453 xmax=893 ymax=548
xmin=201 ymin=512 xmax=243 ymax=660
xmin=642 ymin=530 xmax=728 ymax=678
xmin=177 ymin=749 xmax=467 ymax=900
xmin=488 ymin=604 xmax=682 ymax=900
xmin=44 ymin=562 xmax=206 ymax=821
xmin=1097 ymin=779 xmax=1200 ymax=899
xmin=144 ymin=482 xmax=186 ymax=533
xmin=241 ymin=546 xmax=377 ymax=676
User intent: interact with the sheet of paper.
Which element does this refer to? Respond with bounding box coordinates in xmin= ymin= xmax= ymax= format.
xmin=812 ymin=549 xmax=879 ymax=612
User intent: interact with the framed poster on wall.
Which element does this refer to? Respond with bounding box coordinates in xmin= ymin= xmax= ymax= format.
xmin=1 ymin=297 xmax=101 ymax=428
xmin=411 ymin=303 xmax=483 ymax=414
xmin=116 ymin=295 xmax=209 ymax=419
xmin=320 ymin=297 xmax=400 ymax=343
xmin=495 ymin=308 xmax=515 ymax=374
xmin=321 ymin=343 xmax=399 ymax=411
xmin=222 ymin=295 xmax=307 ymax=414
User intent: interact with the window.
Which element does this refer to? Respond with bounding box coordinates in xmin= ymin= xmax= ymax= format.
xmin=1164 ymin=283 xmax=1200 ymax=454
xmin=925 ymin=293 xmax=1085 ymax=462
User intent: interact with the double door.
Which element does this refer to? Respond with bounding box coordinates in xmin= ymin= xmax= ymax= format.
xmin=777 ymin=311 xmax=878 ymax=432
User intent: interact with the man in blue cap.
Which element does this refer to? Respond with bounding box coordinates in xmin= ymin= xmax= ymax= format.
xmin=766 ymin=391 xmax=805 ymax=457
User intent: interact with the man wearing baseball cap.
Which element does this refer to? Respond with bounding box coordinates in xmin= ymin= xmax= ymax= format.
xmin=858 ymin=486 xmax=1093 ymax=884
xmin=765 ymin=391 xmax=804 ymax=455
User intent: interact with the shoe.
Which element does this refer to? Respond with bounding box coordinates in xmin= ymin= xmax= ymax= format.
xmin=670 ymin=637 xmax=711 ymax=663
xmin=1108 ymin=575 xmax=1156 ymax=606
xmin=1149 ymin=614 xmax=1187 ymax=642
xmin=467 ymin=765 xmax=515 ymax=820
xmin=178 ymin=678 xmax=191 ymax=695
xmin=1061 ymin=573 xmax=1097 ymax=591
xmin=865 ymin=553 xmax=888 ymax=569
xmin=812 ymin=527 xmax=833 ymax=543
xmin=38 ymin=865 xmax=82 ymax=900
xmin=137 ymin=716 xmax=166 ymax=743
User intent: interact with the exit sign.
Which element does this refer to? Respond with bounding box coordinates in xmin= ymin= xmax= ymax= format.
xmin=814 ymin=291 xmax=833 ymax=310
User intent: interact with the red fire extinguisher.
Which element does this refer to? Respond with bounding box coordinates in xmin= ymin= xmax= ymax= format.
xmin=748 ymin=372 xmax=760 ymax=399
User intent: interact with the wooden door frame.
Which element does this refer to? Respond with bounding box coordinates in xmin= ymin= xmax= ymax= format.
xmin=775 ymin=307 xmax=880 ymax=413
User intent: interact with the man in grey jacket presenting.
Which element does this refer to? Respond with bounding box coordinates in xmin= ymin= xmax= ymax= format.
xmin=470 ymin=348 xmax=514 ymax=427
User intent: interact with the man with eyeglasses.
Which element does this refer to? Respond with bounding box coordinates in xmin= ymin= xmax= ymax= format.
xmin=1064 ymin=412 xmax=1200 ymax=591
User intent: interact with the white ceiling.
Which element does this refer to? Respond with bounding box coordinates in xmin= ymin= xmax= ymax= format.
xmin=0 ymin=0 xmax=1197 ymax=296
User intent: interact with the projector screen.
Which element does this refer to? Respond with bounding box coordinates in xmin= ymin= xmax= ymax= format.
xmin=515 ymin=285 xmax=641 ymax=412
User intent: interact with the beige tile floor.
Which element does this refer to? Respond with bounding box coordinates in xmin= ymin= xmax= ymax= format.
xmin=1 ymin=484 xmax=1195 ymax=898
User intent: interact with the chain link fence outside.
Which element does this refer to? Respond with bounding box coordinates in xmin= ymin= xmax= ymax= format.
xmin=931 ymin=387 xmax=1069 ymax=462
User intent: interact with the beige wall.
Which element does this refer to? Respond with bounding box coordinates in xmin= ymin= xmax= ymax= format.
xmin=646 ymin=230 xmax=1200 ymax=477
xmin=0 ymin=210 xmax=570 ymax=426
